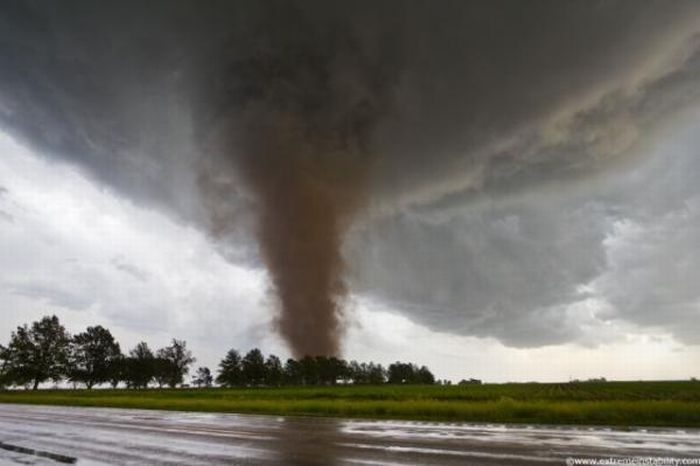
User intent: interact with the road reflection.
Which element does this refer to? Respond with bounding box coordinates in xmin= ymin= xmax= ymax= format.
xmin=272 ymin=416 xmax=343 ymax=465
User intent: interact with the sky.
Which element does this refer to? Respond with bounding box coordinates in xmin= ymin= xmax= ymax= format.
xmin=1 ymin=1 xmax=700 ymax=382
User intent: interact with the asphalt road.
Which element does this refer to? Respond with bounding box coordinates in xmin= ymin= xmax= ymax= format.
xmin=0 ymin=404 xmax=698 ymax=465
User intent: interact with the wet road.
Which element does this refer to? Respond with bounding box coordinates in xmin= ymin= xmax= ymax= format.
xmin=0 ymin=404 xmax=699 ymax=465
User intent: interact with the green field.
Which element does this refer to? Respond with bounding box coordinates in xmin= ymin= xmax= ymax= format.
xmin=1 ymin=381 xmax=699 ymax=427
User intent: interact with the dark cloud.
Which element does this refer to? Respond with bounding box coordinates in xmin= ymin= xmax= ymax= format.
xmin=590 ymin=125 xmax=700 ymax=345
xmin=1 ymin=1 xmax=700 ymax=349
xmin=3 ymin=1 xmax=697 ymax=213
xmin=347 ymin=197 xmax=613 ymax=347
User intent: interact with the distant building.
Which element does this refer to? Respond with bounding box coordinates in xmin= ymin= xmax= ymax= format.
xmin=458 ymin=378 xmax=482 ymax=385
xmin=569 ymin=377 xmax=607 ymax=383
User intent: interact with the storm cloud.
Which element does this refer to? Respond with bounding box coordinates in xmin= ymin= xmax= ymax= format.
xmin=1 ymin=0 xmax=700 ymax=352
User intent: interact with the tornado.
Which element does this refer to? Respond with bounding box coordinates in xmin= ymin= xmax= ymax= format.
xmin=240 ymin=119 xmax=371 ymax=358
xmin=202 ymin=8 xmax=398 ymax=357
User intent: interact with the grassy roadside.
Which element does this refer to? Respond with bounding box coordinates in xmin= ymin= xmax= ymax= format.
xmin=1 ymin=381 xmax=699 ymax=427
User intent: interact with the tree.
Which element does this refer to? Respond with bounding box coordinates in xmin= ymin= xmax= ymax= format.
xmin=213 ymin=349 xmax=433 ymax=388
xmin=242 ymin=348 xmax=265 ymax=386
xmin=283 ymin=358 xmax=302 ymax=385
xmin=387 ymin=362 xmax=435 ymax=384
xmin=348 ymin=361 xmax=365 ymax=384
xmin=5 ymin=316 xmax=71 ymax=390
xmin=315 ymin=356 xmax=332 ymax=385
xmin=107 ymin=355 xmax=126 ymax=389
xmin=192 ymin=367 xmax=213 ymax=388
xmin=327 ymin=357 xmax=348 ymax=385
xmin=69 ymin=326 xmax=122 ymax=389
xmin=367 ymin=363 xmax=387 ymax=384
xmin=299 ymin=356 xmax=319 ymax=385
xmin=217 ymin=349 xmax=243 ymax=387
xmin=0 ymin=344 xmax=9 ymax=389
xmin=126 ymin=341 xmax=155 ymax=389
xmin=264 ymin=355 xmax=283 ymax=386
xmin=156 ymin=339 xmax=196 ymax=388
xmin=388 ymin=362 xmax=415 ymax=384
xmin=315 ymin=357 xmax=347 ymax=385
xmin=152 ymin=357 xmax=175 ymax=388
xmin=416 ymin=366 xmax=435 ymax=384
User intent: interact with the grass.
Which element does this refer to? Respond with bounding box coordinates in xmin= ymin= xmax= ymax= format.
xmin=1 ymin=381 xmax=699 ymax=427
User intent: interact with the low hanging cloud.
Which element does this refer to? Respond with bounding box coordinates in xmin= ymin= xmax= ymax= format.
xmin=1 ymin=1 xmax=700 ymax=351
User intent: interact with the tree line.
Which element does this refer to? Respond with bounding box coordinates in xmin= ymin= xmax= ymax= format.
xmin=0 ymin=315 xmax=435 ymax=390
